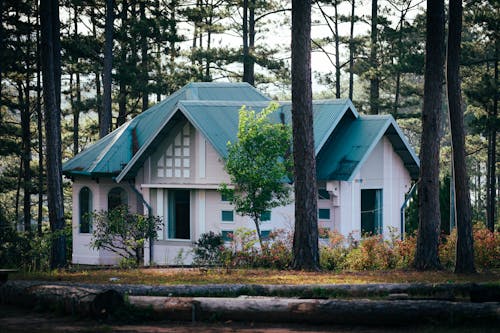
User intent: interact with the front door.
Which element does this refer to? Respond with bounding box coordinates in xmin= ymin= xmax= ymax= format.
xmin=361 ymin=189 xmax=383 ymax=235
xmin=168 ymin=189 xmax=190 ymax=239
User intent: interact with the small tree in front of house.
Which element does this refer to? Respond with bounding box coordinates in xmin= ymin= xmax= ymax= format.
xmin=221 ymin=103 xmax=293 ymax=249
xmin=90 ymin=206 xmax=162 ymax=267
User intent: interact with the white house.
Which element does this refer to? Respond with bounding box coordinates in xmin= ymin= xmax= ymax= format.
xmin=63 ymin=82 xmax=419 ymax=265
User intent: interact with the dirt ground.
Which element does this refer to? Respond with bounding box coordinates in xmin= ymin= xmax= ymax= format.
xmin=1 ymin=304 xmax=499 ymax=333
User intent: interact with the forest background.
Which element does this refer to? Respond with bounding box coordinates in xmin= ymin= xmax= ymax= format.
xmin=0 ymin=0 xmax=497 ymax=270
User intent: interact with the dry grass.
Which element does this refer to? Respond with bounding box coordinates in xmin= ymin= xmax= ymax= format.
xmin=11 ymin=267 xmax=500 ymax=285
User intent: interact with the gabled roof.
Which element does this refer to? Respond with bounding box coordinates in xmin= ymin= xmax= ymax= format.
xmin=63 ymin=82 xmax=419 ymax=183
xmin=63 ymin=82 xmax=270 ymax=177
xmin=316 ymin=115 xmax=420 ymax=181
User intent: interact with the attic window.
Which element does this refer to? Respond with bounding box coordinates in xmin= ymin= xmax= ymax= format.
xmin=157 ymin=123 xmax=191 ymax=179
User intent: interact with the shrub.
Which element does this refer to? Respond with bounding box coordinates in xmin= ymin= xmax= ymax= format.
xmin=91 ymin=206 xmax=162 ymax=266
xmin=222 ymin=227 xmax=293 ymax=269
xmin=393 ymin=233 xmax=417 ymax=269
xmin=319 ymin=231 xmax=348 ymax=270
xmin=473 ymin=225 xmax=499 ymax=269
xmin=193 ymin=231 xmax=225 ymax=267
xmin=344 ymin=234 xmax=396 ymax=270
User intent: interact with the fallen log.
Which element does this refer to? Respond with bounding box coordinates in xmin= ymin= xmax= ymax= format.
xmin=127 ymin=296 xmax=500 ymax=325
xmin=50 ymin=281 xmax=487 ymax=300
xmin=0 ymin=280 xmax=124 ymax=317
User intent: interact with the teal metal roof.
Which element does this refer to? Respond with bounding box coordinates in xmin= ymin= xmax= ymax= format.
xmin=316 ymin=115 xmax=420 ymax=181
xmin=63 ymin=82 xmax=418 ymax=183
xmin=63 ymin=82 xmax=269 ymax=177
xmin=176 ymin=99 xmax=357 ymax=159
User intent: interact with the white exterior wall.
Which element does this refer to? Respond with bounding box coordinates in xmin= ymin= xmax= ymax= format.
xmin=71 ymin=177 xmax=137 ymax=265
xmin=325 ymin=137 xmax=412 ymax=240
xmin=71 ymin=122 xmax=413 ymax=266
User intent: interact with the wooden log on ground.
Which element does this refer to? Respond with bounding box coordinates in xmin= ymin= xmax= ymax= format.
xmin=127 ymin=296 xmax=500 ymax=325
xmin=56 ymin=281 xmax=481 ymax=300
xmin=0 ymin=280 xmax=124 ymax=317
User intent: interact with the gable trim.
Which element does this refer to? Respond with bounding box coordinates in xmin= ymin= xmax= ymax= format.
xmin=345 ymin=116 xmax=420 ymax=181
xmin=115 ymin=109 xmax=179 ymax=183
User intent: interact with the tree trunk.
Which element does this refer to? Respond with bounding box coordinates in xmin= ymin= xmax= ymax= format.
xmin=242 ymin=0 xmax=249 ymax=83
xmin=0 ymin=0 xmax=3 ymax=104
xmin=117 ymin=0 xmax=128 ymax=127
xmin=248 ymin=0 xmax=255 ymax=86
xmin=414 ymin=0 xmax=445 ymax=270
xmin=91 ymin=7 xmax=103 ymax=136
xmin=334 ymin=1 xmax=340 ymax=99
xmin=36 ymin=0 xmax=43 ymax=237
xmin=100 ymin=0 xmax=114 ymax=138
xmin=348 ymin=0 xmax=355 ymax=100
xmin=40 ymin=0 xmax=66 ymax=269
xmin=140 ymin=0 xmax=148 ymax=112
xmin=291 ymin=0 xmax=319 ymax=271
xmin=447 ymin=0 xmax=475 ymax=273
xmin=22 ymin=73 xmax=32 ymax=236
xmin=72 ymin=5 xmax=80 ymax=155
xmin=393 ymin=11 xmax=405 ymax=117
xmin=486 ymin=47 xmax=497 ymax=232
xmin=369 ymin=0 xmax=379 ymax=115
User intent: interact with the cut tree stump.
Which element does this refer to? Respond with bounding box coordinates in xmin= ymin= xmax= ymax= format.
xmin=0 ymin=281 xmax=124 ymax=317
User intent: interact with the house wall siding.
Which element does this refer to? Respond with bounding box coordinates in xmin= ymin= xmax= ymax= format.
xmin=71 ymin=125 xmax=413 ymax=266
xmin=71 ymin=177 xmax=137 ymax=265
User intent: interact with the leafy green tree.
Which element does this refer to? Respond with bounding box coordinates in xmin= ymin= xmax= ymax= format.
xmin=222 ymin=102 xmax=292 ymax=248
xmin=91 ymin=206 xmax=162 ymax=266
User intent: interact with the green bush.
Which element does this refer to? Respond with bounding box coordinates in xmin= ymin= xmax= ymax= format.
xmin=222 ymin=227 xmax=292 ymax=269
xmin=193 ymin=231 xmax=225 ymax=267
xmin=319 ymin=231 xmax=348 ymax=271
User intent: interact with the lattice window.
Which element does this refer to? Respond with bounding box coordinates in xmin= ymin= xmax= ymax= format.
xmin=157 ymin=123 xmax=191 ymax=178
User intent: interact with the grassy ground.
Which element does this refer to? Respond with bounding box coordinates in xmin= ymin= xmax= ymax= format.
xmin=11 ymin=267 xmax=500 ymax=285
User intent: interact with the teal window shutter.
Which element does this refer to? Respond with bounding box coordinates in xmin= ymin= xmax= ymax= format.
xmin=318 ymin=208 xmax=330 ymax=219
xmin=221 ymin=210 xmax=234 ymax=222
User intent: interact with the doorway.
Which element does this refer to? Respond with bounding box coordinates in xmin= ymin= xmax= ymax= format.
xmin=168 ymin=190 xmax=190 ymax=239
xmin=361 ymin=189 xmax=383 ymax=235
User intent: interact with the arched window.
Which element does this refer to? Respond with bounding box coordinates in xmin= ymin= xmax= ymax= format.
xmin=108 ymin=187 xmax=128 ymax=211
xmin=79 ymin=187 xmax=93 ymax=233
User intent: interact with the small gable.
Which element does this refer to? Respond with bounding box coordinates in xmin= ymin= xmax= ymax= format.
xmin=316 ymin=115 xmax=419 ymax=181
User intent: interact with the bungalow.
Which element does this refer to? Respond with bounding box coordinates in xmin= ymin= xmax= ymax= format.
xmin=63 ymin=82 xmax=419 ymax=265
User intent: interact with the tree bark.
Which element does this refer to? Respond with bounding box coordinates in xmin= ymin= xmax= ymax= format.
xmin=291 ymin=0 xmax=319 ymax=271
xmin=242 ymin=0 xmax=249 ymax=83
xmin=369 ymin=0 xmax=379 ymax=114
xmin=140 ymin=0 xmax=148 ymax=112
xmin=0 ymin=282 xmax=124 ymax=318
xmin=486 ymin=46 xmax=497 ymax=232
xmin=446 ymin=0 xmax=475 ymax=273
xmin=36 ymin=4 xmax=43 ymax=237
xmin=248 ymin=0 xmax=255 ymax=86
xmin=72 ymin=4 xmax=80 ymax=155
xmin=40 ymin=0 xmax=66 ymax=269
xmin=127 ymin=296 xmax=500 ymax=325
xmin=334 ymin=1 xmax=340 ymax=99
xmin=117 ymin=0 xmax=128 ymax=127
xmin=348 ymin=0 xmax=355 ymax=100
xmin=22 ymin=70 xmax=32 ymax=236
xmin=100 ymin=0 xmax=114 ymax=138
xmin=414 ymin=0 xmax=445 ymax=270
xmin=0 ymin=0 xmax=3 ymax=104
